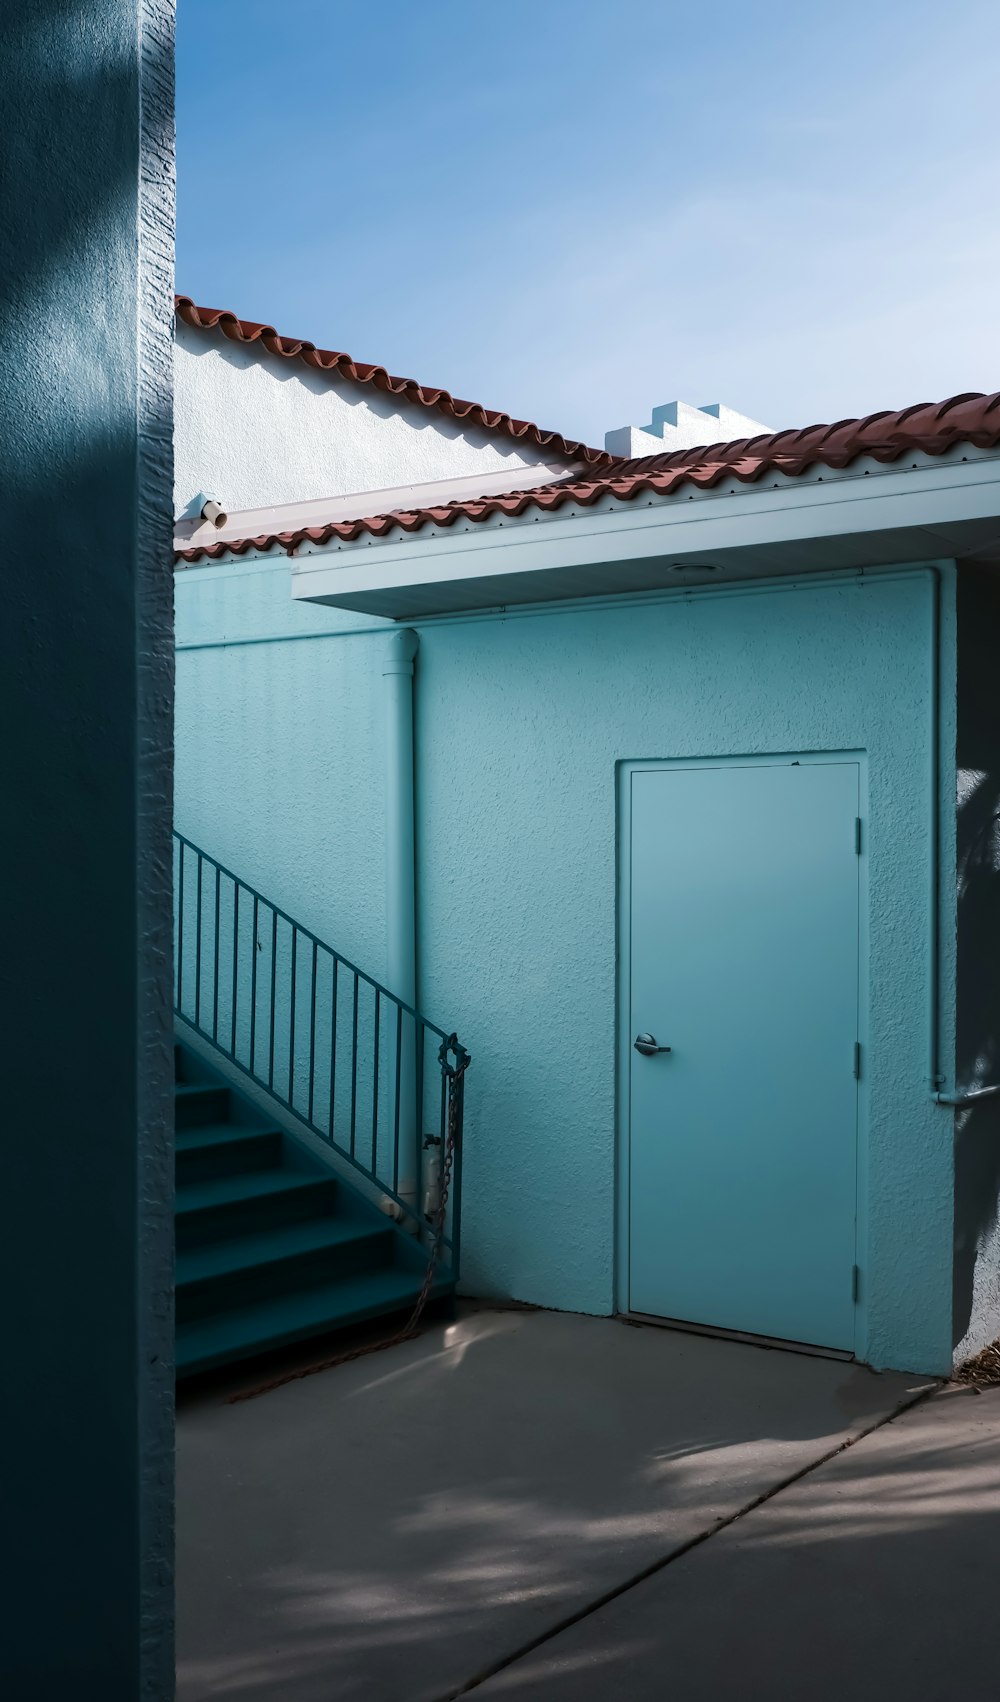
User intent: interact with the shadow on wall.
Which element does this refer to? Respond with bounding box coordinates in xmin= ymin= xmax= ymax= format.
xmin=954 ymin=563 xmax=1000 ymax=1352
xmin=178 ymin=321 xmax=511 ymax=449
xmin=3 ymin=0 xmax=176 ymax=1692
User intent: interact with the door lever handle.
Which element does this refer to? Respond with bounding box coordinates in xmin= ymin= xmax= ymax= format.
xmin=634 ymin=1033 xmax=671 ymax=1057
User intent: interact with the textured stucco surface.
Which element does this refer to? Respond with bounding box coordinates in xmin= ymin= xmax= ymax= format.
xmin=2 ymin=1 xmax=175 ymax=1693
xmin=953 ymin=563 xmax=1000 ymax=1363
xmin=137 ymin=2 xmax=177 ymax=1690
xmin=174 ymin=322 xmax=578 ymax=517
xmin=176 ymin=566 xmax=392 ymax=977
xmin=175 ymin=565 xmax=958 ymax=1373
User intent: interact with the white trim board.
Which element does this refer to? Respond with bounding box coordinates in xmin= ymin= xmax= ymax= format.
xmin=174 ymin=459 xmax=585 ymax=553
xmin=288 ymin=447 xmax=1000 ymax=618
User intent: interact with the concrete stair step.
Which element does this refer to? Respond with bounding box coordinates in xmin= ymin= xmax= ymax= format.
xmin=176 ymin=1266 xmax=451 ymax=1377
xmin=176 ymin=1168 xmax=340 ymax=1250
xmin=172 ymin=1038 xmax=447 ymax=1374
xmin=176 ymin=1216 xmax=397 ymax=1322
xmin=175 ymin=1081 xmax=230 ymax=1130
xmin=175 ymin=1122 xmax=283 ymax=1185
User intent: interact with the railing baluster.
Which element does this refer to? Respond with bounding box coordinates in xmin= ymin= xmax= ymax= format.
xmin=288 ymin=925 xmax=298 ymax=1109
xmin=350 ymin=972 xmax=359 ymax=1159
xmin=176 ymin=839 xmax=185 ymax=1014
xmin=308 ymin=939 xmax=318 ymax=1125
xmin=371 ymin=989 xmax=381 ymax=1174
xmin=392 ymin=1004 xmax=402 ymax=1194
xmin=328 ymin=953 xmax=339 ymax=1143
xmin=450 ymin=1065 xmax=465 ymax=1276
xmin=268 ymin=907 xmax=278 ymax=1092
xmin=230 ymin=879 xmax=240 ymax=1057
xmin=194 ymin=852 xmax=203 ymax=1027
xmin=212 ymin=863 xmax=221 ymax=1042
xmin=171 ymin=833 xmax=465 ymax=1253
xmin=249 ymin=893 xmax=259 ymax=1072
xmin=415 ymin=1019 xmax=425 ymax=1214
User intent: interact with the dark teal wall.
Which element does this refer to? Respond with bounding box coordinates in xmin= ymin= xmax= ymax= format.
xmin=954 ymin=562 xmax=1000 ymax=1360
xmin=1 ymin=3 xmax=175 ymax=1695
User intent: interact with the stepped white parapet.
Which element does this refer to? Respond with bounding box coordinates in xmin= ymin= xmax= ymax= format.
xmin=605 ymin=400 xmax=773 ymax=458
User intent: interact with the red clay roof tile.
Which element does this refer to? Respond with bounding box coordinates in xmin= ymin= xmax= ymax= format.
xmin=175 ymin=295 xmax=608 ymax=467
xmin=176 ymin=389 xmax=1000 ymax=564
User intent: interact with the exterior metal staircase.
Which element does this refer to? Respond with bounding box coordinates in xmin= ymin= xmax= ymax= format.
xmin=173 ymin=834 xmax=468 ymax=1377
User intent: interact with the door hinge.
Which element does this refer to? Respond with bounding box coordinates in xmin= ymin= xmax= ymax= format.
xmin=852 ymin=1264 xmax=860 ymax=1303
xmin=855 ymin=816 xmax=863 ymax=855
xmin=853 ymin=1041 xmax=862 ymax=1079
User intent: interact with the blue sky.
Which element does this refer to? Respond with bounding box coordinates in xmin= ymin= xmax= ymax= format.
xmin=177 ymin=1 xmax=1000 ymax=448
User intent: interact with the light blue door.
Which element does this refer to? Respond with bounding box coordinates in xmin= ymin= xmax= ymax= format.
xmin=628 ymin=759 xmax=860 ymax=1350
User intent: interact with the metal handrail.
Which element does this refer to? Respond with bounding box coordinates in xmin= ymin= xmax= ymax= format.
xmin=934 ymin=1083 xmax=1000 ymax=1108
xmin=172 ymin=831 xmax=467 ymax=1272
xmin=174 ymin=833 xmax=450 ymax=1036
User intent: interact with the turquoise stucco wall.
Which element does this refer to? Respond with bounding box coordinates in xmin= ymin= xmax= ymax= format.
xmin=176 ymin=563 xmax=391 ymax=974
xmin=176 ymin=561 xmax=957 ymax=1373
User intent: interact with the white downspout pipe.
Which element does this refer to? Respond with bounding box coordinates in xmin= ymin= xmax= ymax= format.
xmin=383 ymin=628 xmax=419 ymax=1213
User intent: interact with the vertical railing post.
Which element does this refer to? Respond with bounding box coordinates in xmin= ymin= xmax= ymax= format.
xmin=288 ymin=925 xmax=298 ymax=1109
xmin=414 ymin=1019 xmax=425 ymax=1224
xmin=450 ymin=1061 xmax=465 ymax=1280
xmin=249 ymin=894 xmax=259 ymax=1072
xmin=392 ymin=1004 xmax=402 ymax=1197
xmin=176 ymin=838 xmax=185 ymax=1015
xmin=230 ymin=880 xmax=239 ymax=1057
xmin=267 ymin=908 xmax=277 ymax=1092
xmin=194 ymin=852 xmax=203 ymax=1028
xmin=308 ymin=940 xmax=318 ymax=1126
xmin=212 ymin=864 xmax=221 ymax=1042
xmin=328 ymin=954 xmax=339 ymax=1145
xmin=371 ymin=989 xmax=381 ymax=1178
xmin=350 ymin=972 xmax=359 ymax=1160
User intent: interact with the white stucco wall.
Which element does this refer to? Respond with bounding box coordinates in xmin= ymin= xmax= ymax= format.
xmin=174 ymin=321 xmax=580 ymax=518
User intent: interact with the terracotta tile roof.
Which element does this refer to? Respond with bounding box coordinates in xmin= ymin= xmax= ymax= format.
xmin=176 ymin=390 xmax=1000 ymax=564
xmin=175 ymin=295 xmax=608 ymax=466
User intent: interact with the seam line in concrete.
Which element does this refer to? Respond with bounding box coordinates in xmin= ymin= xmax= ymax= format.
xmin=435 ymin=1379 xmax=943 ymax=1701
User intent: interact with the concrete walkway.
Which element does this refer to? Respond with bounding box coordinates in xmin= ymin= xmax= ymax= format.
xmin=475 ymin=1381 xmax=1000 ymax=1701
xmin=177 ymin=1306 xmax=939 ymax=1701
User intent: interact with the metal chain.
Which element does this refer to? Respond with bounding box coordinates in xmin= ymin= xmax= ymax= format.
xmin=227 ymin=1042 xmax=469 ymax=1404
xmin=401 ymin=1045 xmax=465 ymax=1333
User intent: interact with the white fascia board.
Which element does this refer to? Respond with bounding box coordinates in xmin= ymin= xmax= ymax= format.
xmin=287 ymin=447 xmax=1000 ymax=616
xmin=174 ymin=458 xmax=585 ymax=552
